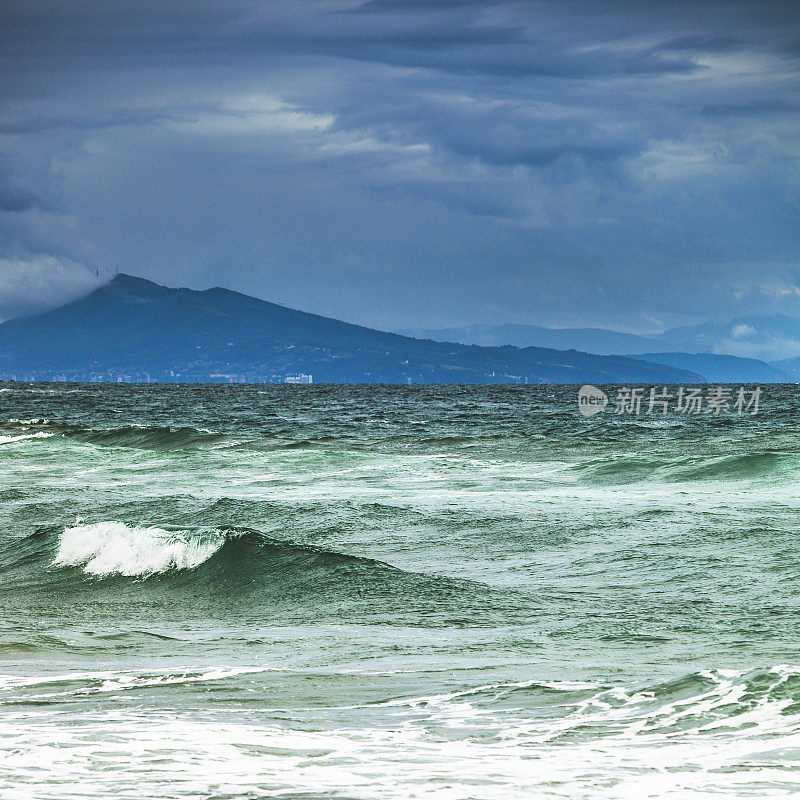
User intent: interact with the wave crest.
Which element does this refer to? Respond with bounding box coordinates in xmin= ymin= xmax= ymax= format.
xmin=0 ymin=431 xmax=54 ymax=445
xmin=575 ymin=449 xmax=793 ymax=483
xmin=52 ymin=522 xmax=226 ymax=577
xmin=1 ymin=418 xmax=223 ymax=450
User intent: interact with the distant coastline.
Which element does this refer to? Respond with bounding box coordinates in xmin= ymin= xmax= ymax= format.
xmin=0 ymin=274 xmax=708 ymax=385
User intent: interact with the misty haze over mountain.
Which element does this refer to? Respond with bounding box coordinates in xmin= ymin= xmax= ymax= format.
xmin=401 ymin=317 xmax=800 ymax=366
xmin=0 ymin=274 xmax=793 ymax=385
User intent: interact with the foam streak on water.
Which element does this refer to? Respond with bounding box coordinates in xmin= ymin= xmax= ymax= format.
xmin=2 ymin=383 xmax=800 ymax=798
xmin=2 ymin=668 xmax=800 ymax=799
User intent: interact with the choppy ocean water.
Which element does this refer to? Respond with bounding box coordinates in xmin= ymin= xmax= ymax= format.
xmin=2 ymin=382 xmax=800 ymax=799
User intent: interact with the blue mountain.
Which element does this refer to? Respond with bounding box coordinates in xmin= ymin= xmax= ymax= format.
xmin=401 ymin=322 xmax=793 ymax=382
xmin=0 ymin=274 xmax=702 ymax=384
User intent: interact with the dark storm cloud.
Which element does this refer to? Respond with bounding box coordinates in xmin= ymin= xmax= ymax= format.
xmin=0 ymin=109 xmax=183 ymax=135
xmin=652 ymin=35 xmax=754 ymax=53
xmin=700 ymin=99 xmax=800 ymax=117
xmin=0 ymin=186 xmax=39 ymax=214
xmin=0 ymin=0 xmax=798 ymax=332
xmin=0 ymin=163 xmax=44 ymax=213
xmin=0 ymin=0 xmax=736 ymax=77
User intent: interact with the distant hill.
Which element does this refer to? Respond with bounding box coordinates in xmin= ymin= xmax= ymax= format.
xmin=0 ymin=274 xmax=702 ymax=385
xmin=772 ymin=356 xmax=800 ymax=381
xmin=401 ymin=321 xmax=796 ymax=382
xmin=636 ymin=353 xmax=791 ymax=384
xmin=403 ymin=315 xmax=800 ymax=365
xmin=655 ymin=314 xmax=800 ymax=362
xmin=399 ymin=323 xmax=659 ymax=355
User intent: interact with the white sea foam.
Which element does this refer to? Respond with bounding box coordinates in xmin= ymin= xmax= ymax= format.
xmin=0 ymin=666 xmax=280 ymax=696
xmin=52 ymin=522 xmax=225 ymax=577
xmin=2 ymin=667 xmax=800 ymax=799
xmin=0 ymin=431 xmax=54 ymax=445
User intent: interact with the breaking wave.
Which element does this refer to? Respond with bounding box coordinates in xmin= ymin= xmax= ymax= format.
xmin=0 ymin=431 xmax=54 ymax=445
xmin=52 ymin=522 xmax=226 ymax=577
xmin=574 ymin=449 xmax=795 ymax=483
xmin=0 ymin=418 xmax=223 ymax=450
xmin=44 ymin=521 xmax=407 ymax=584
xmin=0 ymin=520 xmax=516 ymax=627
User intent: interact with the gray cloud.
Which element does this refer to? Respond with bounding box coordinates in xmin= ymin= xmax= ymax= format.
xmin=0 ymin=186 xmax=39 ymax=213
xmin=0 ymin=0 xmax=798 ymax=330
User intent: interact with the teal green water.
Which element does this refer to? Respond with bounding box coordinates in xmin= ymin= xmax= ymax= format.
xmin=2 ymin=383 xmax=800 ymax=798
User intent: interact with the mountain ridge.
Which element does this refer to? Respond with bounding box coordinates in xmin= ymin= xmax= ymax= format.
xmin=400 ymin=317 xmax=800 ymax=361
xmin=0 ymin=273 xmax=704 ymax=385
xmin=399 ymin=321 xmax=796 ymax=381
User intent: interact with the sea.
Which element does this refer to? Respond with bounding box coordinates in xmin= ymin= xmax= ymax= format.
xmin=1 ymin=382 xmax=799 ymax=799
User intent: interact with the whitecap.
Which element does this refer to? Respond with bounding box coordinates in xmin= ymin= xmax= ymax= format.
xmin=52 ymin=522 xmax=225 ymax=577
xmin=0 ymin=432 xmax=55 ymax=445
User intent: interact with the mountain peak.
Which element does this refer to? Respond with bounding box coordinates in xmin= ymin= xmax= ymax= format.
xmin=108 ymin=273 xmax=162 ymax=290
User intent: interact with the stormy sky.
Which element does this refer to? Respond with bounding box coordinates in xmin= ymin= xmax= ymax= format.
xmin=0 ymin=0 xmax=798 ymax=331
